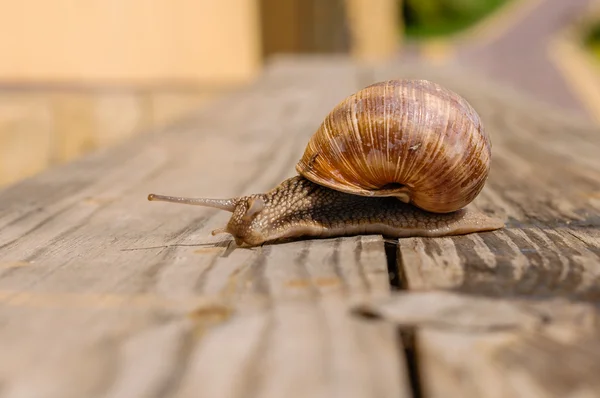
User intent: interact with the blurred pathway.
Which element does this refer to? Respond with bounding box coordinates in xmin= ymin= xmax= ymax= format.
xmin=400 ymin=0 xmax=595 ymax=118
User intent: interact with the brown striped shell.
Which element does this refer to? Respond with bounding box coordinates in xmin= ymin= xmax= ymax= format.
xmin=295 ymin=79 xmax=491 ymax=213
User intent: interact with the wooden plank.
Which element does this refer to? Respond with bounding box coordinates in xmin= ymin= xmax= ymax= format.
xmin=370 ymin=63 xmax=600 ymax=397
xmin=372 ymin=62 xmax=600 ymax=295
xmin=176 ymin=236 xmax=407 ymax=398
xmin=0 ymin=94 xmax=53 ymax=186
xmin=354 ymin=290 xmax=600 ymax=398
xmin=0 ymin=58 xmax=410 ymax=397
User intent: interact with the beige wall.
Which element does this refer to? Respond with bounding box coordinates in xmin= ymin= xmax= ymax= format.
xmin=345 ymin=0 xmax=401 ymax=62
xmin=0 ymin=0 xmax=262 ymax=86
xmin=0 ymin=0 xmax=403 ymax=188
xmin=0 ymin=0 xmax=262 ymax=187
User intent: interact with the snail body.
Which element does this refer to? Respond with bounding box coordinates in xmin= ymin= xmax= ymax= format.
xmin=148 ymin=79 xmax=504 ymax=246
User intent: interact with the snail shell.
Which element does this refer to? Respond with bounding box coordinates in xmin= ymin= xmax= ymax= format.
xmin=296 ymin=79 xmax=491 ymax=213
xmin=148 ymin=79 xmax=503 ymax=247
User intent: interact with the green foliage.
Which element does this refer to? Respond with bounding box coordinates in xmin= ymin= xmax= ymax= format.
xmin=584 ymin=23 xmax=600 ymax=61
xmin=402 ymin=0 xmax=511 ymax=39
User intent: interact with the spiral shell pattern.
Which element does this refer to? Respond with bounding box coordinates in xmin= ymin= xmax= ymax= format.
xmin=295 ymin=79 xmax=491 ymax=213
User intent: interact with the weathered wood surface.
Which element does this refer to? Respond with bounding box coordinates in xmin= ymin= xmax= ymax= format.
xmin=355 ymin=62 xmax=600 ymax=398
xmin=0 ymin=55 xmax=599 ymax=398
xmin=0 ymin=59 xmax=409 ymax=398
xmin=356 ymin=290 xmax=600 ymax=397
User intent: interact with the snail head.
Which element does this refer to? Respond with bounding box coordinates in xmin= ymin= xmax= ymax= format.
xmin=147 ymin=192 xmax=273 ymax=246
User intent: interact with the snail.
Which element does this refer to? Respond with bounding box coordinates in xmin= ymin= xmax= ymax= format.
xmin=148 ymin=79 xmax=504 ymax=247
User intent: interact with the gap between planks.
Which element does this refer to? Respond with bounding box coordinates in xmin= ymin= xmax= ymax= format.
xmin=0 ymin=58 xmax=417 ymax=398
xmin=367 ymin=61 xmax=600 ymax=398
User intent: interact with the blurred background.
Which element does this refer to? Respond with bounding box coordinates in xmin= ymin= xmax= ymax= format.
xmin=0 ymin=0 xmax=598 ymax=188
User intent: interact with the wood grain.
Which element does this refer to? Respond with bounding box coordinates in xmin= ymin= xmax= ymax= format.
xmin=0 ymin=58 xmax=410 ymax=398
xmin=355 ymin=290 xmax=600 ymax=398
xmin=372 ymin=62 xmax=600 ymax=397
xmin=373 ymin=62 xmax=600 ymax=297
xmin=1 ymin=55 xmax=599 ymax=398
xmin=176 ymin=237 xmax=407 ymax=398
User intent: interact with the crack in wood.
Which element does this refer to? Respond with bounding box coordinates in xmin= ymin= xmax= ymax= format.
xmin=384 ymin=239 xmax=423 ymax=398
xmin=384 ymin=241 xmax=401 ymax=290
